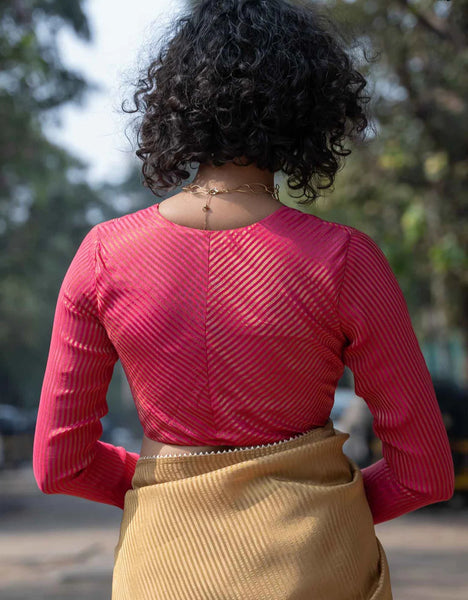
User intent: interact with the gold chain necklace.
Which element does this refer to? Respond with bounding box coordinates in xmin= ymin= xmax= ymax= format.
xmin=182 ymin=182 xmax=281 ymax=230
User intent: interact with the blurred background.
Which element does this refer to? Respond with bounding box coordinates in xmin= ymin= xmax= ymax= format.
xmin=0 ymin=0 xmax=467 ymax=598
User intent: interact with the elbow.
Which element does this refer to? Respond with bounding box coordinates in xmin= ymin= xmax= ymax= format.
xmin=416 ymin=447 xmax=456 ymax=505
xmin=34 ymin=462 xmax=87 ymax=496
xmin=420 ymin=470 xmax=455 ymax=506
xmin=33 ymin=453 xmax=52 ymax=494
xmin=34 ymin=472 xmax=57 ymax=495
xmin=33 ymin=455 xmax=51 ymax=494
xmin=33 ymin=442 xmax=90 ymax=497
xmin=422 ymin=485 xmax=455 ymax=509
xmin=399 ymin=466 xmax=455 ymax=508
xmin=434 ymin=453 xmax=456 ymax=503
xmin=33 ymin=456 xmax=65 ymax=496
xmin=435 ymin=474 xmax=456 ymax=504
xmin=37 ymin=483 xmax=55 ymax=496
xmin=34 ymin=470 xmax=78 ymax=496
xmin=33 ymin=462 xmax=61 ymax=495
xmin=33 ymin=443 xmax=56 ymax=495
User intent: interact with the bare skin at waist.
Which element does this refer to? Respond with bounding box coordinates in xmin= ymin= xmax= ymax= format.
xmin=139 ymin=433 xmax=237 ymax=457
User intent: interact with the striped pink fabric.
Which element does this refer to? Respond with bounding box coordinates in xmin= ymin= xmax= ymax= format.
xmin=33 ymin=203 xmax=454 ymax=522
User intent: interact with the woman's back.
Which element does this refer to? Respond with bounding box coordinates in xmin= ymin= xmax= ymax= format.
xmin=78 ymin=201 xmax=348 ymax=445
xmin=34 ymin=199 xmax=454 ymax=524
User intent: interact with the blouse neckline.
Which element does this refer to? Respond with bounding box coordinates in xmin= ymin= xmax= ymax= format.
xmin=153 ymin=202 xmax=288 ymax=233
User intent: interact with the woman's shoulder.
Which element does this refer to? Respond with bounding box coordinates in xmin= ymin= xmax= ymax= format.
xmin=93 ymin=202 xmax=380 ymax=255
xmin=279 ymin=205 xmax=363 ymax=249
xmin=291 ymin=208 xmax=385 ymax=253
xmin=93 ymin=204 xmax=157 ymax=240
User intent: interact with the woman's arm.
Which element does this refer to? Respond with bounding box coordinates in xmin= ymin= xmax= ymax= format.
xmin=33 ymin=225 xmax=139 ymax=509
xmin=336 ymin=228 xmax=455 ymax=524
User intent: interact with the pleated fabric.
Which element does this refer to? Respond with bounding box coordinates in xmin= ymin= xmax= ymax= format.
xmin=112 ymin=419 xmax=392 ymax=599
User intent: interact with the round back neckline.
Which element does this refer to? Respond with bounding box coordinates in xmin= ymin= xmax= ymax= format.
xmin=154 ymin=202 xmax=288 ymax=233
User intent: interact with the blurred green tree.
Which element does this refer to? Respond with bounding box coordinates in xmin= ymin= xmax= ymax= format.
xmin=0 ymin=1 xmax=115 ymax=408
xmin=2 ymin=0 xmax=466 ymax=413
xmin=278 ymin=0 xmax=467 ymax=382
xmin=332 ymin=0 xmax=467 ymax=382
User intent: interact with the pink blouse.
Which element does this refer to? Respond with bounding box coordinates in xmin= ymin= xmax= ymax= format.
xmin=32 ymin=202 xmax=454 ymax=523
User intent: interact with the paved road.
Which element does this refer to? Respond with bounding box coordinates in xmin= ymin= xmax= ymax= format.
xmin=0 ymin=465 xmax=466 ymax=599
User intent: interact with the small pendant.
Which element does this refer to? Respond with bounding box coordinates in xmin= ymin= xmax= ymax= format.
xmin=202 ymin=205 xmax=210 ymax=212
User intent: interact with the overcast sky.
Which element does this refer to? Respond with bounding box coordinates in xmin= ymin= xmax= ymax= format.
xmin=45 ymin=0 xmax=186 ymax=186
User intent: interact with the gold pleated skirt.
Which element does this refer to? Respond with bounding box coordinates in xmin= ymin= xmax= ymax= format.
xmin=112 ymin=419 xmax=393 ymax=599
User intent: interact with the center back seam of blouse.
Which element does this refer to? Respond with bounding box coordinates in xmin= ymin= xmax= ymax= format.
xmin=204 ymin=233 xmax=218 ymax=435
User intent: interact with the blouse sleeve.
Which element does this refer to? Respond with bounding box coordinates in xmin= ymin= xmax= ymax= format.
xmin=336 ymin=228 xmax=455 ymax=524
xmin=32 ymin=224 xmax=140 ymax=509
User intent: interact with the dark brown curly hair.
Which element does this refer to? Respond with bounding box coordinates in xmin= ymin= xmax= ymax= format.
xmin=122 ymin=0 xmax=374 ymax=205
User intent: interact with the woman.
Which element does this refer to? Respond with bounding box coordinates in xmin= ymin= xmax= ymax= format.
xmin=33 ymin=1 xmax=455 ymax=598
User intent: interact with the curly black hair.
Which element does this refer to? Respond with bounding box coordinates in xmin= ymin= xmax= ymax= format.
xmin=122 ymin=0 xmax=374 ymax=205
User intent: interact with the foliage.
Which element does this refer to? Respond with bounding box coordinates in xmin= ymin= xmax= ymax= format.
xmin=0 ymin=1 xmax=111 ymax=407
xmin=279 ymin=0 xmax=467 ymax=372
xmin=1 ymin=0 xmax=466 ymax=408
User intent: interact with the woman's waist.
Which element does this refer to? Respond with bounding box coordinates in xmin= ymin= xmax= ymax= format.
xmin=138 ymin=426 xmax=328 ymax=458
xmin=132 ymin=420 xmax=351 ymax=487
xmin=139 ymin=434 xmax=252 ymax=458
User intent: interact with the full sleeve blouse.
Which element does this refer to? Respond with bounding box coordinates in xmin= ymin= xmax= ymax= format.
xmin=32 ymin=206 xmax=455 ymax=520
xmin=337 ymin=229 xmax=454 ymax=523
xmin=33 ymin=225 xmax=139 ymax=509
